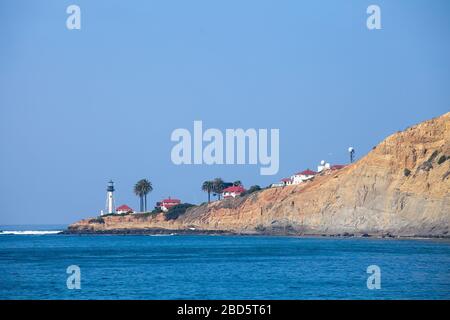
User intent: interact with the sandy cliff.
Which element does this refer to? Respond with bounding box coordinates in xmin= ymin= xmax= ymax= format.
xmin=68 ymin=112 xmax=450 ymax=237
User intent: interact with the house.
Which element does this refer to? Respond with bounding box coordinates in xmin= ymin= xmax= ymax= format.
xmin=271 ymin=164 xmax=343 ymax=188
xmin=116 ymin=204 xmax=134 ymax=214
xmin=213 ymin=182 xmax=235 ymax=196
xmin=291 ymin=169 xmax=316 ymax=185
xmin=271 ymin=178 xmax=292 ymax=188
xmin=271 ymin=170 xmax=317 ymax=188
xmin=280 ymin=177 xmax=293 ymax=186
xmin=222 ymin=186 xmax=246 ymax=198
xmin=157 ymin=197 xmax=181 ymax=212
xmin=271 ymin=182 xmax=285 ymax=188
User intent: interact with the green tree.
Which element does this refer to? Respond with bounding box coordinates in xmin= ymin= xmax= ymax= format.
xmin=233 ymin=180 xmax=242 ymax=186
xmin=202 ymin=180 xmax=214 ymax=203
xmin=212 ymin=178 xmax=225 ymax=200
xmin=134 ymin=179 xmax=153 ymax=212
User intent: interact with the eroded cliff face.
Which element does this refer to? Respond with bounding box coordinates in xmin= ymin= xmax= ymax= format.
xmin=69 ymin=112 xmax=450 ymax=237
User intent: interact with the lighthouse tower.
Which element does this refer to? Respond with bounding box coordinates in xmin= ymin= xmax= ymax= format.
xmin=105 ymin=180 xmax=116 ymax=215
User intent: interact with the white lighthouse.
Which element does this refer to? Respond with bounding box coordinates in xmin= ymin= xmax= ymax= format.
xmin=104 ymin=180 xmax=116 ymax=215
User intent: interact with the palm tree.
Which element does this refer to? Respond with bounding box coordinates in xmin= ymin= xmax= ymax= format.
xmin=202 ymin=180 xmax=214 ymax=203
xmin=212 ymin=178 xmax=225 ymax=200
xmin=134 ymin=179 xmax=153 ymax=212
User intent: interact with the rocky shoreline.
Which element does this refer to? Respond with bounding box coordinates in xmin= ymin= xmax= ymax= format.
xmin=61 ymin=227 xmax=450 ymax=239
xmin=61 ymin=227 xmax=235 ymax=236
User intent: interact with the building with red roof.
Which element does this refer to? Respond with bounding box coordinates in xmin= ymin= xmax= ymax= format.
xmin=157 ymin=197 xmax=181 ymax=212
xmin=116 ymin=204 xmax=134 ymax=214
xmin=291 ymin=169 xmax=316 ymax=185
xmin=297 ymin=169 xmax=317 ymax=176
xmin=281 ymin=177 xmax=293 ymax=186
xmin=222 ymin=186 xmax=246 ymax=198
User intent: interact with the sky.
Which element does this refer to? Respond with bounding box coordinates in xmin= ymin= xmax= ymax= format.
xmin=0 ymin=0 xmax=449 ymax=225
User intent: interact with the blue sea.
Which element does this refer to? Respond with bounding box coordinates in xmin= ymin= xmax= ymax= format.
xmin=0 ymin=226 xmax=449 ymax=300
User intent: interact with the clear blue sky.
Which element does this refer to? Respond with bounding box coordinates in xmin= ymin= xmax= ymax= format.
xmin=1 ymin=0 xmax=449 ymax=225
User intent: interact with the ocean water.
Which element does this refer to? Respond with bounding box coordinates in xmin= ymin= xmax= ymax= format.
xmin=0 ymin=233 xmax=449 ymax=300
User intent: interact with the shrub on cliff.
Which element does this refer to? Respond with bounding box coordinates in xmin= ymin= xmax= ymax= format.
xmin=164 ymin=203 xmax=195 ymax=220
xmin=102 ymin=212 xmax=130 ymax=217
xmin=89 ymin=217 xmax=104 ymax=224
xmin=437 ymin=155 xmax=447 ymax=165
xmin=417 ymin=160 xmax=433 ymax=172
xmin=134 ymin=209 xmax=160 ymax=218
xmin=240 ymin=185 xmax=262 ymax=197
xmin=428 ymin=150 xmax=439 ymax=162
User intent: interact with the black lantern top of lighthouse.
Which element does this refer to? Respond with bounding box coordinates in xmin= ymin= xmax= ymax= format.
xmin=107 ymin=180 xmax=115 ymax=192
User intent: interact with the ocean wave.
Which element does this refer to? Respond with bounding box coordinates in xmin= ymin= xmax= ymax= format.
xmin=0 ymin=230 xmax=62 ymax=235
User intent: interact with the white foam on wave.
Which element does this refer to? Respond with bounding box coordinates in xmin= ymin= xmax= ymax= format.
xmin=0 ymin=230 xmax=62 ymax=235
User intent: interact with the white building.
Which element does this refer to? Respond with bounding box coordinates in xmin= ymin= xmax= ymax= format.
xmin=116 ymin=204 xmax=134 ymax=214
xmin=291 ymin=169 xmax=317 ymax=185
xmin=281 ymin=178 xmax=293 ymax=186
xmin=157 ymin=197 xmax=181 ymax=212
xmin=222 ymin=186 xmax=246 ymax=198
xmin=271 ymin=182 xmax=285 ymax=188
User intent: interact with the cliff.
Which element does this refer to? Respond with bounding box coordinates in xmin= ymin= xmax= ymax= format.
xmin=68 ymin=112 xmax=450 ymax=237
